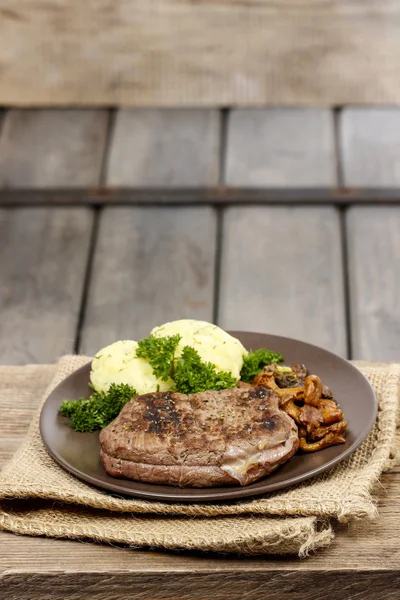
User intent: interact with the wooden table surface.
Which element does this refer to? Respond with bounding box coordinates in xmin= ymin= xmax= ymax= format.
xmin=0 ymin=107 xmax=400 ymax=598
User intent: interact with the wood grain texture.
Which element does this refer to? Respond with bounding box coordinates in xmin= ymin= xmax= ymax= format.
xmin=0 ymin=110 xmax=109 ymax=188
xmin=340 ymin=108 xmax=400 ymax=187
xmin=218 ymin=206 xmax=347 ymax=355
xmin=1 ymin=2 xmax=400 ymax=106
xmin=107 ymin=109 xmax=220 ymax=186
xmin=225 ymin=109 xmax=336 ymax=186
xmin=347 ymin=206 xmax=400 ymax=361
xmin=80 ymin=207 xmax=217 ymax=354
xmin=0 ymin=366 xmax=52 ymax=470
xmin=0 ymin=208 xmax=93 ymax=364
xmin=1 ymin=563 xmax=400 ymax=600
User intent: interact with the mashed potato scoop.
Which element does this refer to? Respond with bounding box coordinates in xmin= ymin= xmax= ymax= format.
xmin=90 ymin=320 xmax=248 ymax=395
xmin=90 ymin=340 xmax=173 ymax=395
xmin=151 ymin=319 xmax=247 ymax=380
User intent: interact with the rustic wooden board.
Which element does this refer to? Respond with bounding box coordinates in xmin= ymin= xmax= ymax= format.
xmin=107 ymin=109 xmax=220 ymax=186
xmin=80 ymin=207 xmax=217 ymax=354
xmin=1 ymin=2 xmax=400 ymax=106
xmin=340 ymin=108 xmax=400 ymax=186
xmin=0 ymin=110 xmax=109 ymax=188
xmin=0 ymin=208 xmax=93 ymax=364
xmin=218 ymin=206 xmax=347 ymax=356
xmin=0 ymin=366 xmax=52 ymax=470
xmin=225 ymin=109 xmax=336 ymax=186
xmin=347 ymin=206 xmax=400 ymax=361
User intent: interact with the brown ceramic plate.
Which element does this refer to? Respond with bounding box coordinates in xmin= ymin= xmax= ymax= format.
xmin=40 ymin=332 xmax=377 ymax=502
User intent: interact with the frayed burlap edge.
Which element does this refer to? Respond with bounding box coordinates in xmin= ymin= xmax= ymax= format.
xmin=0 ymin=501 xmax=334 ymax=557
xmin=0 ymin=356 xmax=399 ymax=556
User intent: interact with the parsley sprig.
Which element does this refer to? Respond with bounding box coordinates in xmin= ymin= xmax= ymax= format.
xmin=136 ymin=333 xmax=181 ymax=381
xmin=60 ymin=383 xmax=136 ymax=432
xmin=240 ymin=349 xmax=284 ymax=383
xmin=174 ymin=346 xmax=237 ymax=394
xmin=136 ymin=334 xmax=236 ymax=394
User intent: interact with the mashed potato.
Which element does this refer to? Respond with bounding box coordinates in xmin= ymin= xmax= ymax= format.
xmin=90 ymin=340 xmax=173 ymax=395
xmin=90 ymin=321 xmax=248 ymax=395
xmin=151 ymin=319 xmax=248 ymax=380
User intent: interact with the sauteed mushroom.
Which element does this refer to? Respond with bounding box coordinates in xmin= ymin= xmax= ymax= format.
xmin=252 ymin=365 xmax=347 ymax=452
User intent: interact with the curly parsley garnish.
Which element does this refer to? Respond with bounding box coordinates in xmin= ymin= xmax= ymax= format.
xmin=240 ymin=349 xmax=284 ymax=383
xmin=173 ymin=346 xmax=237 ymax=394
xmin=136 ymin=334 xmax=181 ymax=381
xmin=136 ymin=334 xmax=236 ymax=394
xmin=60 ymin=383 xmax=136 ymax=432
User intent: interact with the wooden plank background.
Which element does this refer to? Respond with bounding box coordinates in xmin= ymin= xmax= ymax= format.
xmin=107 ymin=110 xmax=221 ymax=186
xmin=225 ymin=109 xmax=336 ymax=186
xmin=0 ymin=207 xmax=93 ymax=364
xmin=218 ymin=206 xmax=347 ymax=356
xmin=1 ymin=2 xmax=400 ymax=106
xmin=1 ymin=106 xmax=400 ymax=362
xmin=0 ymin=110 xmax=109 ymax=188
xmin=80 ymin=206 xmax=217 ymax=354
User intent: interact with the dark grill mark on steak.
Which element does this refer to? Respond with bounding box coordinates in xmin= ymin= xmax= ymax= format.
xmin=142 ymin=393 xmax=181 ymax=434
xmin=248 ymin=388 xmax=267 ymax=400
xmin=263 ymin=417 xmax=277 ymax=431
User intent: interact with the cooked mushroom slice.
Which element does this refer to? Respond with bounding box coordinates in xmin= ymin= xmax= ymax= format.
xmin=299 ymin=429 xmax=346 ymax=452
xmin=322 ymin=384 xmax=334 ymax=399
xmin=251 ymin=368 xmax=347 ymax=453
xmin=253 ymin=371 xmax=279 ymax=390
xmin=283 ymin=399 xmax=302 ymax=422
xmin=307 ymin=420 xmax=348 ymax=442
xmin=304 ymin=375 xmax=323 ymax=407
xmin=290 ymin=363 xmax=309 ymax=386
xmin=318 ymin=399 xmax=344 ymax=425
xmin=253 ymin=372 xmax=304 ymax=405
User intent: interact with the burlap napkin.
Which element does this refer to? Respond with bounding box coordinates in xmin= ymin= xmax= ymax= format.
xmin=0 ymin=356 xmax=399 ymax=556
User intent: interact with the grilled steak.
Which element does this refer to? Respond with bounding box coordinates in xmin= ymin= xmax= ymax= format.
xmin=99 ymin=386 xmax=299 ymax=487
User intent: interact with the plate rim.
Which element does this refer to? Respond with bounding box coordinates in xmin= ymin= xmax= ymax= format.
xmin=40 ymin=331 xmax=377 ymax=502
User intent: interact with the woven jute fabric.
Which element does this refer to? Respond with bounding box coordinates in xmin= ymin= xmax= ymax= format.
xmin=0 ymin=356 xmax=399 ymax=556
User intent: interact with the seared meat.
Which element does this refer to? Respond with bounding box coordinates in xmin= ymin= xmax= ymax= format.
xmin=100 ymin=386 xmax=299 ymax=487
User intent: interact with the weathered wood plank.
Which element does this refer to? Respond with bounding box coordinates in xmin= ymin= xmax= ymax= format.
xmin=218 ymin=206 xmax=347 ymax=356
xmin=0 ymin=110 xmax=109 ymax=188
xmin=107 ymin=109 xmax=220 ymax=186
xmin=340 ymin=108 xmax=400 ymax=186
xmin=80 ymin=207 xmax=217 ymax=354
xmin=347 ymin=206 xmax=400 ymax=361
xmin=0 ymin=366 xmax=52 ymax=470
xmin=0 ymin=208 xmax=93 ymax=364
xmin=1 ymin=2 xmax=400 ymax=106
xmin=225 ymin=109 xmax=336 ymax=186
